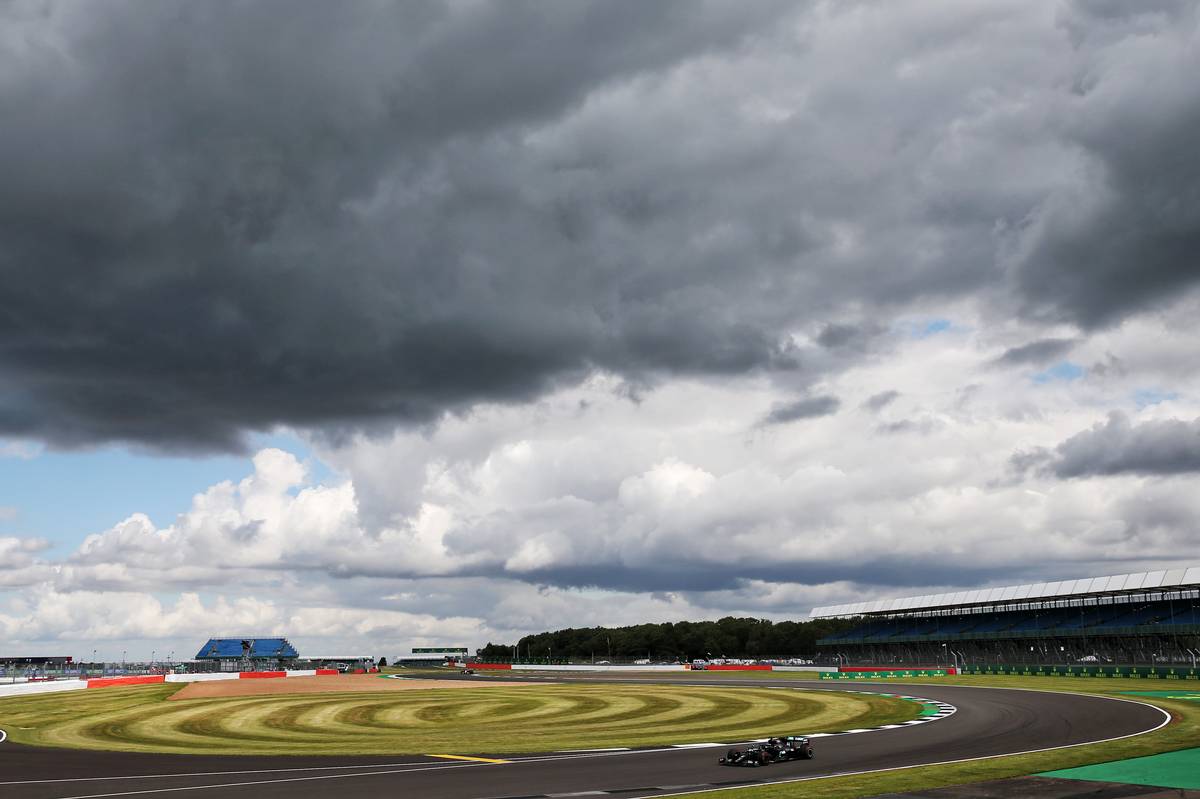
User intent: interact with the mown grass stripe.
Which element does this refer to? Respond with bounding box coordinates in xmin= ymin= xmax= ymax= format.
xmin=0 ymin=684 xmax=920 ymax=756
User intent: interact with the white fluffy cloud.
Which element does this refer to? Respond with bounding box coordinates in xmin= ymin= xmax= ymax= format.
xmin=3 ymin=301 xmax=1196 ymax=655
xmin=2 ymin=2 xmax=1199 ymax=658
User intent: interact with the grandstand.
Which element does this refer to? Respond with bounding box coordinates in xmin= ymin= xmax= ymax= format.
xmin=194 ymin=637 xmax=299 ymax=671
xmin=811 ymin=566 xmax=1200 ymax=666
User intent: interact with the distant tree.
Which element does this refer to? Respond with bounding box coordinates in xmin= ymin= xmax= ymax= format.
xmin=377 ymin=656 xmax=388 ymax=668
xmin=476 ymin=642 xmax=515 ymax=661
xmin=478 ymin=617 xmax=863 ymax=663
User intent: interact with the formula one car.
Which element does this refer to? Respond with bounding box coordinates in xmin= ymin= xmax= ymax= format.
xmin=719 ymin=736 xmax=814 ymax=766
xmin=766 ymin=736 xmax=815 ymax=761
xmin=718 ymin=745 xmax=772 ymax=767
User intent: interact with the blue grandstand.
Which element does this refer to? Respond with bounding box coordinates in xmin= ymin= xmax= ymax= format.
xmin=812 ymin=566 xmax=1200 ymax=667
xmin=195 ymin=637 xmax=299 ymax=661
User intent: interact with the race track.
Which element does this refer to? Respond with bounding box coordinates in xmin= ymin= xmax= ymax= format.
xmin=0 ymin=675 xmax=1170 ymax=799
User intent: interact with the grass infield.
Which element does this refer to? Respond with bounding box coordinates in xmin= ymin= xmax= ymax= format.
xmin=0 ymin=683 xmax=918 ymax=756
xmin=661 ymin=674 xmax=1200 ymax=799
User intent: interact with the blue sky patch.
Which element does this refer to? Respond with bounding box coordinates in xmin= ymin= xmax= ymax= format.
xmin=1032 ymin=361 xmax=1085 ymax=384
xmin=0 ymin=432 xmax=334 ymax=551
xmin=1134 ymin=389 xmax=1178 ymax=409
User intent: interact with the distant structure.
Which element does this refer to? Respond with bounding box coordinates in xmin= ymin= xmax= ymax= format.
xmin=0 ymin=655 xmax=73 ymax=667
xmin=194 ymin=637 xmax=298 ymax=671
xmin=395 ymin=647 xmax=467 ymax=667
xmin=813 ymin=566 xmax=1200 ymax=667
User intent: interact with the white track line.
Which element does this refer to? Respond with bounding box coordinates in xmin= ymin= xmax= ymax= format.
xmin=0 ymin=727 xmax=7 ymax=743
xmin=47 ymin=762 xmax=488 ymax=799
xmin=3 ymin=678 xmax=1165 ymax=798
xmin=0 ymin=746 xmax=690 ymax=787
xmin=640 ymin=694 xmax=1174 ymax=799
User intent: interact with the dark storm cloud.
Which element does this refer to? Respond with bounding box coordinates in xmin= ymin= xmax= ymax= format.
xmin=1010 ymin=2 xmax=1200 ymax=327
xmin=0 ymin=0 xmax=796 ymax=450
xmin=992 ymin=338 xmax=1077 ymax=367
xmin=3 ymin=0 xmax=1199 ymax=451
xmin=863 ymin=390 xmax=900 ymax=412
xmin=1016 ymin=411 xmax=1200 ymax=478
xmin=762 ymin=395 xmax=841 ymax=425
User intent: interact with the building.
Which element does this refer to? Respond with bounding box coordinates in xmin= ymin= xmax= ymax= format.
xmin=812 ymin=565 xmax=1200 ymax=666
xmin=0 ymin=655 xmax=73 ymax=667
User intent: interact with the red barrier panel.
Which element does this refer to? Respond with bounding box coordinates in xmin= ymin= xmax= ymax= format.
xmin=469 ymin=663 xmax=513 ymax=670
xmin=315 ymin=669 xmax=339 ymax=676
xmin=699 ymin=664 xmax=774 ymax=671
xmin=87 ymin=675 xmax=166 ymax=689
xmin=239 ymin=671 xmax=286 ymax=679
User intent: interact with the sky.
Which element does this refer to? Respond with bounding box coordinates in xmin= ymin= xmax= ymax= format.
xmin=1 ymin=0 xmax=1199 ymax=661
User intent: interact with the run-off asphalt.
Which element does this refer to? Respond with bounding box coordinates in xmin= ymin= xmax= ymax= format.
xmin=0 ymin=678 xmax=1169 ymax=799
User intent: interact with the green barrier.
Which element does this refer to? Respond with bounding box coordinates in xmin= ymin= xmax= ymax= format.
xmin=963 ymin=664 xmax=1200 ymax=679
xmin=820 ymin=669 xmax=949 ymax=679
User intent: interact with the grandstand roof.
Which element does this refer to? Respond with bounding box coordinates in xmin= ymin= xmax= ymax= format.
xmin=195 ymin=638 xmax=298 ymax=660
xmin=810 ymin=565 xmax=1200 ymax=619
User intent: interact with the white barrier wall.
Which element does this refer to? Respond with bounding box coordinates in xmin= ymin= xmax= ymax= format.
xmin=164 ymin=673 xmax=239 ymax=683
xmin=0 ymin=680 xmax=87 ymax=698
xmin=284 ymin=669 xmax=317 ymax=677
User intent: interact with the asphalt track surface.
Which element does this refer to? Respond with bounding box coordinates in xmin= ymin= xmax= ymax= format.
xmin=0 ymin=674 xmax=1170 ymax=799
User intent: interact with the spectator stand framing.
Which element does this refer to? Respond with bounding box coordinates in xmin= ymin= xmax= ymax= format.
xmin=194 ymin=637 xmax=299 ymax=672
xmin=811 ymin=566 xmax=1200 ymax=668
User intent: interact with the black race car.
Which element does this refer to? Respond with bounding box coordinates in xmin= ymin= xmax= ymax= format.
xmin=718 ymin=745 xmax=772 ymax=767
xmin=719 ymin=735 xmax=814 ymax=766
xmin=765 ymin=735 xmax=815 ymax=761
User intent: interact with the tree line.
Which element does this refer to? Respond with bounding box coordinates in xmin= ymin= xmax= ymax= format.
xmin=475 ymin=616 xmax=861 ymax=662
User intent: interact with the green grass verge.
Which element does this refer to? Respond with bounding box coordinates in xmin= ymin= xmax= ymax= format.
xmin=664 ymin=674 xmax=1199 ymax=799
xmin=0 ymin=683 xmax=918 ymax=756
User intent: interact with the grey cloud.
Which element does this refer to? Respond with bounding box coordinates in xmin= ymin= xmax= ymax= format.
xmin=1024 ymin=412 xmax=1200 ymax=478
xmin=875 ymin=418 xmax=937 ymax=436
xmin=2 ymin=0 xmax=1198 ymax=452
xmin=0 ymin=0 xmax=795 ymax=451
xmin=863 ymin=390 xmax=900 ymax=412
xmin=993 ymin=338 xmax=1077 ymax=367
xmin=762 ymin=395 xmax=840 ymax=425
xmin=1009 ymin=2 xmax=1200 ymax=327
xmin=816 ymin=322 xmax=883 ymax=351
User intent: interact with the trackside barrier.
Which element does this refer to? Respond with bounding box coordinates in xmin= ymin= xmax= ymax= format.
xmin=0 ymin=671 xmax=343 ymax=695
xmin=820 ymin=669 xmax=953 ymax=679
xmin=86 ymin=675 xmax=166 ymax=688
xmin=517 ymin=664 xmax=683 ymax=672
xmin=165 ymin=673 xmax=239 ymax=683
xmin=494 ymin=664 xmax=832 ymax=673
xmin=964 ymin=664 xmax=1200 ymax=680
xmin=0 ymin=680 xmax=87 ymax=698
xmin=840 ymin=665 xmax=948 ymax=672
xmin=239 ymin=671 xmax=287 ymax=679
